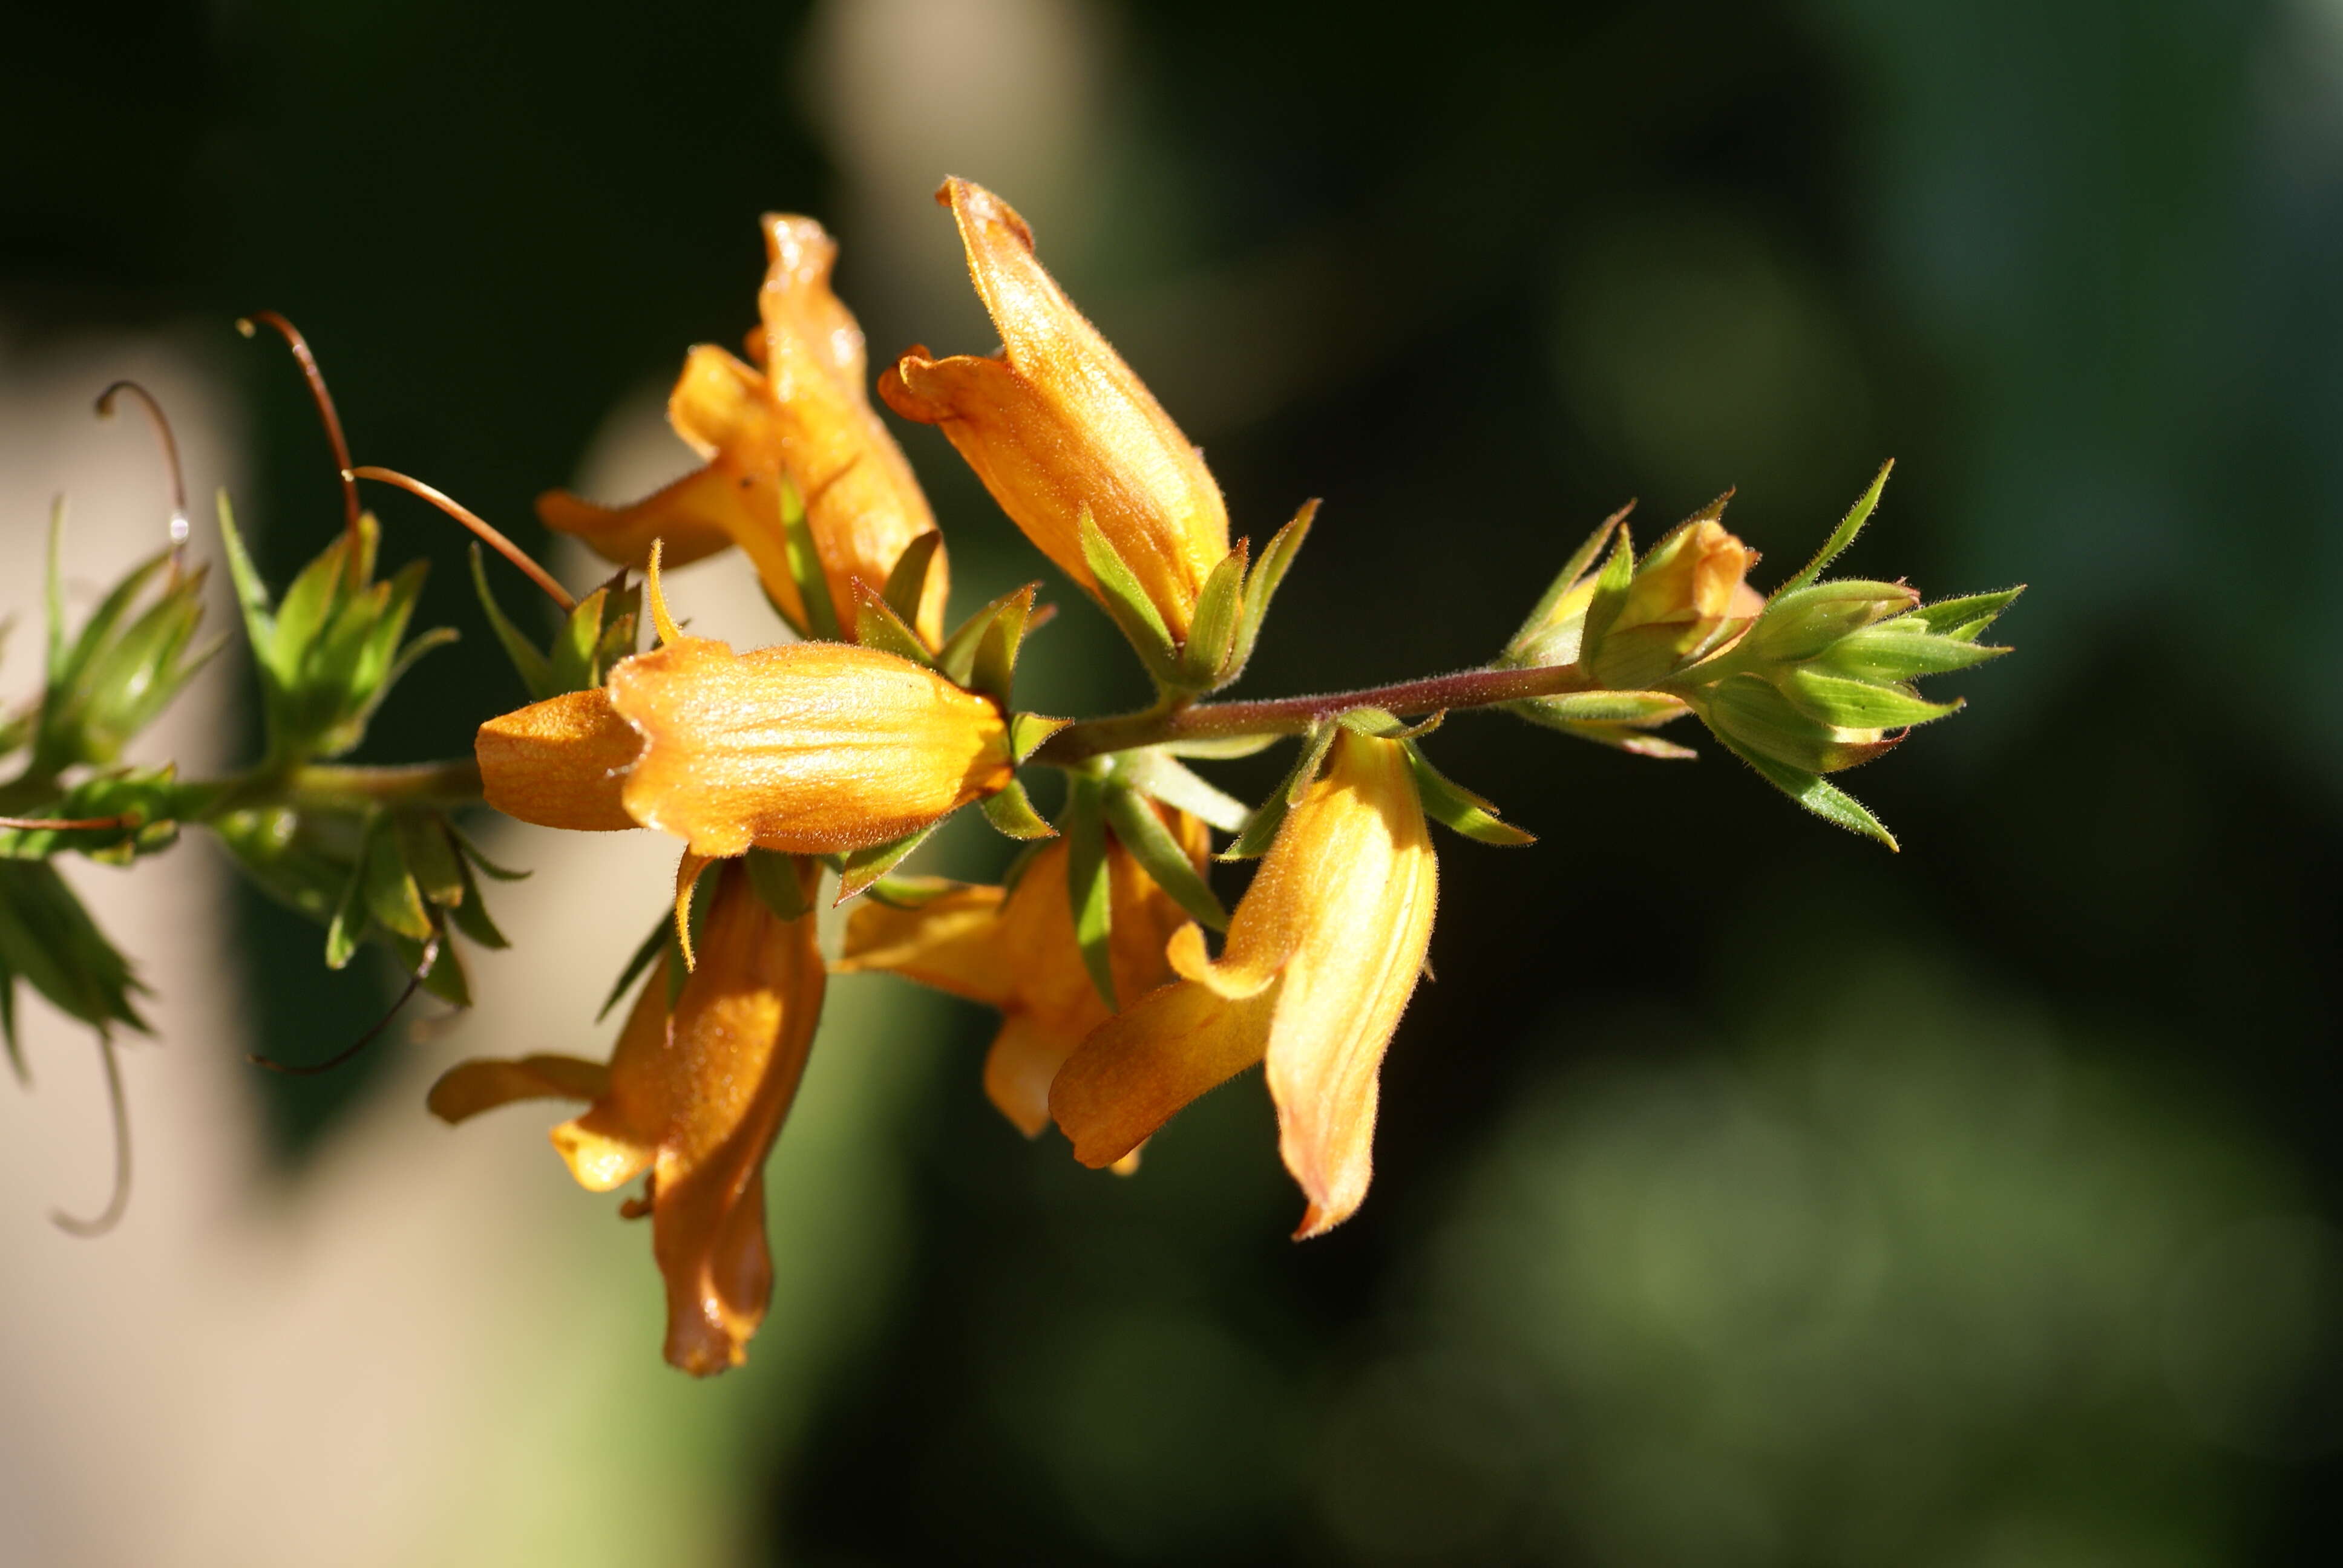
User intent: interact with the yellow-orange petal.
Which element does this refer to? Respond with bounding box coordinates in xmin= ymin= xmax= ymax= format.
xmin=878 ymin=178 xmax=1227 ymax=641
xmin=477 ymin=687 xmax=643 ymax=832
xmin=1051 ymin=977 xmax=1277 ymax=1168
xmin=425 ymin=1054 xmax=609 ymax=1123
xmin=608 ymin=637 xmax=1011 ymax=858
xmin=537 ymin=466 xmax=749 ymax=575
xmin=758 ymin=215 xmax=951 ymax=648
xmin=837 ymin=882 xmax=1014 ymax=1005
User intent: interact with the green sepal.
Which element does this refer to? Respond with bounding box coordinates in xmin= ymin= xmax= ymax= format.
xmin=395 ymin=814 xmax=466 ymax=909
xmin=1699 ymin=676 xmax=1898 ymax=774
xmin=450 ymin=826 xmax=531 ymax=882
xmin=1064 ymin=775 xmax=1116 ymax=1010
xmin=469 ymin=543 xmax=553 ymax=699
xmin=217 ymin=492 xmax=280 ymax=670
xmin=881 ymin=531 xmax=945 ymax=631
xmin=0 ymin=860 xmax=149 ymax=1050
xmin=1913 ymin=586 xmax=2025 ymax=641
xmin=1078 ymin=510 xmax=1183 ymax=687
xmin=1776 ymin=668 xmax=1962 ymax=729
xmin=1812 ymin=622 xmax=2009 ymax=683
xmin=447 ymin=852 xmax=510 ymax=950
xmin=862 ymin=874 xmax=968 ymax=910
xmin=1774 ymin=460 xmax=1893 ymax=598
xmin=1178 ymin=541 xmax=1249 ymax=690
xmin=1108 ymin=748 xmax=1251 ymax=834
xmin=850 ymin=582 xmax=936 ymax=668
xmin=361 ymin=811 xmax=433 ymax=943
xmin=746 ymin=848 xmax=816 ymax=921
xmin=35 ymin=513 xmax=217 ymax=773
xmin=1159 ymin=733 xmax=1283 ymax=760
xmin=323 ymin=840 xmax=369 ymax=971
xmin=1738 ymin=580 xmax=1919 ymax=667
xmin=598 ymin=915 xmax=669 ymax=1021
xmin=1713 ymin=733 xmax=1898 ymax=851
xmin=1009 ymin=712 xmax=1070 ymax=763
xmin=1226 ymin=498 xmax=1317 ymax=682
xmin=777 ymin=477 xmax=841 ymax=642
xmin=937 ymin=585 xmax=1031 ymax=688
xmin=1336 ymin=707 xmax=1444 ymax=740
xmin=547 ymin=570 xmax=640 ymax=695
xmin=1103 ymin=782 xmax=1227 ymax=931
xmin=1403 ymin=743 xmax=1535 ymax=846
xmin=1504 ymin=501 xmax=1630 ymax=658
xmin=1220 ymin=722 xmax=1336 ymax=861
xmin=1573 ymin=525 xmax=1638 ymax=671
xmin=0 ymin=767 xmax=185 ymax=864
xmin=837 ymin=823 xmax=939 ymax=903
xmin=1510 ymin=690 xmax=1687 ymax=727
xmin=971 ymin=584 xmax=1038 ymax=709
xmin=395 ymin=929 xmax=471 ymax=1009
xmin=980 ymin=779 xmax=1058 ymax=841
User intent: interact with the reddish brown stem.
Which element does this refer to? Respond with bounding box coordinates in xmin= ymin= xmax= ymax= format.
xmin=93 ymin=380 xmax=190 ymax=559
xmin=350 ymin=466 xmax=577 ymax=612
xmin=238 ymin=310 xmax=361 ymax=549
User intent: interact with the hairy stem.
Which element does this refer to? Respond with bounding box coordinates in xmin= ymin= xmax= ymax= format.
xmin=1037 ymin=662 xmax=1596 ymax=765
xmin=194 ymin=758 xmax=486 ymax=817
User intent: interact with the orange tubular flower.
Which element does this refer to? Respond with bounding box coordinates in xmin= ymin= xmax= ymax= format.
xmin=879 ymin=178 xmax=1228 ymax=643
xmin=836 ymin=809 xmax=1208 ymax=1135
xmin=428 ymin=860 xmax=826 ymax=1375
xmin=476 ymin=638 xmax=1013 ymax=858
xmin=539 ymin=214 xmax=949 ymax=647
xmin=1050 ymin=732 xmax=1437 ymax=1238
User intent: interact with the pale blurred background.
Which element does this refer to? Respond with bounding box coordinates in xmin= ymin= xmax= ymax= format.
xmin=4 ymin=0 xmax=2342 ymax=1563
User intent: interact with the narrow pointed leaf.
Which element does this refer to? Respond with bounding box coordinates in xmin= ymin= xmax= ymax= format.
xmin=937 ymin=587 xmax=1020 ymax=687
xmin=1777 ymin=668 xmax=1962 ymax=728
xmin=1078 ymin=510 xmax=1180 ymax=683
xmin=1775 ymin=460 xmax=1894 ymax=597
xmin=362 ymin=814 xmax=433 ymax=942
xmin=1110 ymin=748 xmax=1252 ymax=834
xmin=1009 ymin=711 xmax=1070 ymax=763
xmin=1813 ymin=624 xmax=2009 ymax=682
xmin=447 ymin=854 xmax=510 ymax=950
xmin=469 ymin=543 xmax=553 ymax=699
xmin=598 ymin=915 xmax=669 ymax=1021
xmin=1516 ymin=690 xmax=1687 ymax=725
xmin=1228 ymin=497 xmax=1317 ymax=679
xmin=971 ymin=584 xmax=1037 ymax=708
xmin=746 ymin=848 xmax=815 ymax=921
xmin=850 ymin=581 xmax=935 ymax=667
xmin=1104 ymin=782 xmax=1227 ymax=932
xmin=1404 ymin=743 xmax=1536 ymax=845
xmin=837 ymin=823 xmax=939 ymax=903
xmin=1913 ymin=586 xmax=2025 ymax=641
xmin=1065 ymin=776 xmax=1116 ymax=1010
xmin=881 ymin=531 xmax=944 ymax=633
xmin=1575 ymin=526 xmax=1637 ymax=668
xmin=1714 ymin=733 xmax=1898 ymax=850
xmin=777 ymin=479 xmax=841 ymax=642
xmin=1507 ymin=502 xmax=1630 ymax=653
xmin=396 ymin=814 xmax=466 ymax=909
xmin=323 ymin=851 xmax=369 ymax=970
xmin=1179 ymin=541 xmax=1249 ymax=690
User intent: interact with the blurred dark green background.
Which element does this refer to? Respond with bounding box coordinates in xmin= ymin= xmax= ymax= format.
xmin=8 ymin=0 xmax=2342 ymax=1562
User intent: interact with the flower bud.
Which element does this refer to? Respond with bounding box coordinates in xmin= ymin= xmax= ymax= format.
xmin=878 ymin=178 xmax=1228 ymax=641
xmin=1589 ymin=518 xmax=1764 ymax=688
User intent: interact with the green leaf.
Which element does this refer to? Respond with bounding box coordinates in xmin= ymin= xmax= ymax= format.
xmin=1773 ymin=459 xmax=1893 ymax=597
xmin=1776 ymin=668 xmax=1962 ymax=728
xmin=778 ymin=478 xmax=841 ymax=642
xmin=851 ymin=581 xmax=936 ymax=667
xmin=216 ymin=491 xmax=280 ymax=666
xmin=1158 ymin=732 xmax=1283 ymax=760
xmin=1064 ymin=776 xmax=1116 ymax=1010
xmin=469 ymin=543 xmax=553 ymax=699
xmin=937 ymin=586 xmax=1024 ymax=688
xmin=1178 ymin=541 xmax=1249 ymax=690
xmin=837 ymin=823 xmax=939 ymax=902
xmin=980 ymin=778 xmax=1057 ymax=840
xmin=881 ymin=531 xmax=944 ymax=631
xmin=746 ymin=848 xmax=815 ymax=921
xmin=450 ymin=826 xmax=532 ymax=882
xmin=863 ymin=874 xmax=969 ymax=910
xmin=1740 ymin=580 xmax=1919 ymax=666
xmin=1109 ymin=748 xmax=1252 ymax=834
xmin=1404 ymin=743 xmax=1536 ymax=846
xmin=1104 ymin=782 xmax=1227 ymax=932
xmin=1714 ymin=733 xmax=1898 ymax=851
xmin=1336 ymin=707 xmax=1443 ymax=740
xmin=1506 ymin=502 xmax=1628 ymax=654
xmin=395 ymin=929 xmax=471 ymax=1008
xmin=1078 ymin=509 xmax=1181 ymax=685
xmin=1227 ymin=497 xmax=1317 ymax=681
xmin=0 ymin=859 xmax=149 ymax=1042
xmin=323 ymin=846 xmax=369 ymax=971
xmin=1574 ymin=526 xmax=1637 ymax=670
xmin=1541 ymin=719 xmax=1700 ymax=760
xmin=1700 ymin=675 xmax=1898 ymax=774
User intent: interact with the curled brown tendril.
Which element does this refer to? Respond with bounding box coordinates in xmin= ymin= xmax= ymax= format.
xmin=247 ymin=929 xmax=444 ymax=1078
xmin=237 ymin=310 xmax=362 ymax=556
xmin=93 ymin=379 xmax=190 ymax=568
xmin=349 ymin=466 xmax=577 ymax=613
